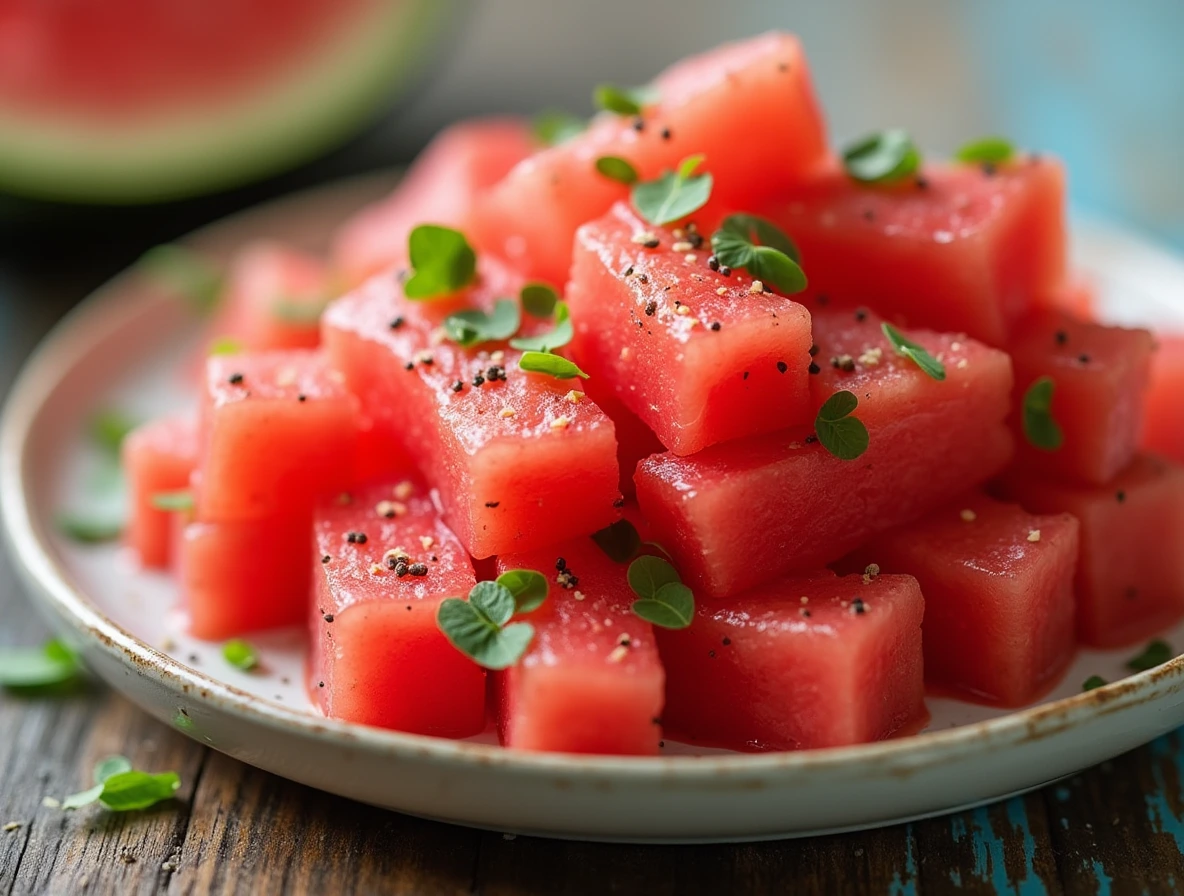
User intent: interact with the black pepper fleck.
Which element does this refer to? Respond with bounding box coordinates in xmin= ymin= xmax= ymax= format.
xmin=915 ymin=176 xmax=930 ymax=190
xmin=228 ymin=373 xmax=244 ymax=385
xmin=485 ymin=501 xmax=500 ymax=508
xmin=722 ymin=637 xmax=731 ymax=646
xmin=707 ymin=255 xmax=720 ymax=272
xmin=862 ymin=209 xmax=875 ymax=222
xmin=809 ymin=344 xmax=819 ymax=356
xmin=323 ymin=614 xmax=335 ymax=623
xmin=1117 ymin=490 xmax=1126 ymax=503
xmin=816 ymin=294 xmax=830 ymax=306
xmin=982 ymin=162 xmax=997 ymax=177
xmin=613 ymin=496 xmax=626 ymax=508
xmin=297 ymin=394 xmax=307 ymax=403
xmin=318 ymin=681 xmax=325 ymax=688
xmin=851 ymin=598 xmax=867 ymax=615
xmin=710 ymin=322 xmax=721 ymax=332
xmin=1055 ymin=330 xmax=1068 ymax=346
xmin=321 ymin=554 xmax=331 ymax=564
xmin=644 ymin=300 xmax=657 ymax=316
xmin=408 ymin=563 xmax=428 ymax=577
xmin=854 ymin=308 xmax=868 ymax=322
xmin=776 ymin=361 xmax=788 ymax=374
xmin=451 ymin=380 xmax=464 ymax=393
xmin=389 ymin=316 xmax=405 ymax=330
xmin=808 ymin=362 xmax=821 ymax=375
xmin=346 ymin=531 xmax=368 ymax=544
xmin=404 ymin=362 xmax=415 ymax=371
xmin=631 ymin=117 xmax=644 ymax=132
xmin=472 ymin=374 xmax=485 ymax=387
xmin=805 ymin=435 xmax=818 ymax=444
xmin=708 ymin=650 xmax=716 ymax=658
xmin=660 ymin=127 xmax=671 ymax=140
xmin=743 ymin=371 xmax=750 ymax=380
xmin=1079 ymin=353 xmax=1091 ymax=364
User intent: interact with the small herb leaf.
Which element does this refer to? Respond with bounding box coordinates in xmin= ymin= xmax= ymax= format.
xmin=94 ymin=756 xmax=133 ymax=785
xmin=222 ymin=639 xmax=258 ymax=671
xmin=90 ymin=410 xmax=137 ymax=457
xmin=137 ymin=244 xmax=224 ymax=314
xmin=595 ymin=156 xmax=639 ymax=185
xmin=631 ymin=158 xmax=713 ymax=227
xmin=627 ymin=555 xmax=681 ymax=600
xmin=496 ymin=569 xmax=550 ymax=614
xmin=150 ymin=490 xmax=194 ymax=512
xmin=532 ymin=110 xmax=584 ymax=146
xmin=97 ymin=771 xmax=181 ymax=811
xmin=509 ymin=302 xmax=573 ymax=352
xmin=520 ymin=283 xmax=560 ymax=319
xmin=710 ymin=214 xmax=808 ymax=295
xmin=57 ymin=514 xmax=123 ymax=544
xmin=593 ymin=83 xmax=658 ymax=116
xmin=1022 ymin=377 xmax=1064 ymax=451
xmin=444 ymin=299 xmax=521 ymax=348
xmin=518 ymin=351 xmax=588 ymax=380
xmin=209 ymin=337 xmax=243 ymax=356
xmin=881 ymin=322 xmax=946 ymax=381
xmin=842 ymin=130 xmax=922 ymax=184
xmin=632 ymin=581 xmax=694 ymax=630
xmin=403 ymin=225 xmax=477 ymax=300
xmin=1126 ymin=639 xmax=1173 ymax=672
xmin=714 ymin=213 xmax=800 ymax=262
xmin=0 ymin=640 xmax=81 ymax=691
xmin=956 ymin=137 xmax=1016 ymax=165
xmin=62 ymin=784 xmax=104 ymax=810
xmin=592 ymin=519 xmax=643 ymax=564
xmin=437 ymin=582 xmax=535 ymax=669
xmin=814 ymin=390 xmax=870 ymax=461
xmin=1082 ymin=675 xmax=1107 ymax=691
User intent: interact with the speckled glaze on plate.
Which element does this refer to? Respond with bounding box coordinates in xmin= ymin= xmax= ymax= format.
xmin=4 ymin=173 xmax=1184 ymax=843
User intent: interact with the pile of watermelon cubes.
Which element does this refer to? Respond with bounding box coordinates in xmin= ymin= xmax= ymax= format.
xmin=122 ymin=32 xmax=1184 ymax=755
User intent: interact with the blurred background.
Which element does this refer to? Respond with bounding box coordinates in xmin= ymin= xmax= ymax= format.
xmin=1 ymin=0 xmax=1182 ymax=362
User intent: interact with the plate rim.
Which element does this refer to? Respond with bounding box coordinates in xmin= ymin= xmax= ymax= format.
xmin=3 ymin=172 xmax=1184 ymax=783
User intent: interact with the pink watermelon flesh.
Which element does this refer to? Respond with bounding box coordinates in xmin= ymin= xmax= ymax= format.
xmin=470 ymin=32 xmax=828 ymax=285
xmin=352 ymin=413 xmax=416 ymax=487
xmin=323 ymin=257 xmax=621 ymax=558
xmin=493 ymin=538 xmax=664 ymax=755
xmin=568 ymin=202 xmax=814 ymax=455
xmin=205 ymin=241 xmax=329 ymax=353
xmin=851 ymin=495 xmax=1078 ymax=707
xmin=764 ymin=157 xmax=1067 ymax=346
xmin=1009 ymin=309 xmax=1154 ymax=485
xmin=1036 ymin=274 xmax=1097 ymax=322
xmin=657 ymin=571 xmax=925 ymax=751
xmin=332 ymin=118 xmax=536 ymax=288
xmin=181 ymin=513 xmax=311 ymax=639
xmin=636 ymin=313 xmax=1015 ymax=598
xmin=580 ymin=377 xmax=665 ymax=497
xmin=996 ymin=454 xmax=1184 ymax=648
xmin=122 ymin=414 xmax=197 ymax=569
xmin=197 ymin=350 xmax=360 ymax=522
xmin=1142 ymin=336 xmax=1184 ymax=463
xmin=310 ymin=482 xmax=486 ymax=737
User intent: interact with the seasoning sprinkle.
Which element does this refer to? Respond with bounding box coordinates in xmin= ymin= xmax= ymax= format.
xmin=776 ymin=361 xmax=788 ymax=374
xmin=808 ymin=362 xmax=821 ymax=375
xmin=389 ymin=316 xmax=405 ymax=330
xmin=346 ymin=531 xmax=368 ymax=544
xmin=408 ymin=563 xmax=429 ymax=577
xmin=710 ymin=322 xmax=721 ymax=332
xmin=960 ymin=508 xmax=977 ymax=522
xmin=451 ymin=380 xmax=464 ymax=393
xmin=748 ymin=280 xmax=765 ymax=295
xmin=672 ymin=240 xmax=694 ymax=253
xmin=228 ymin=372 xmax=244 ymax=385
xmin=566 ymin=390 xmax=585 ymax=404
xmin=550 ymin=416 xmax=571 ymax=431
xmin=631 ymin=231 xmax=660 ymax=248
xmin=499 ymin=407 xmax=516 ymax=419
xmin=1027 ymin=529 xmax=1042 ymax=543
xmin=851 ymin=598 xmax=867 ymax=615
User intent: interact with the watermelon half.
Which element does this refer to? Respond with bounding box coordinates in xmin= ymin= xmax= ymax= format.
xmin=0 ymin=0 xmax=458 ymax=202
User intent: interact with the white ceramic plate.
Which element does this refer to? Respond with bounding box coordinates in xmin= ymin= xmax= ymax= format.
xmin=4 ymin=173 xmax=1184 ymax=843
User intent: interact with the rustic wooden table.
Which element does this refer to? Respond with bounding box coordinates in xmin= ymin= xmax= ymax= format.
xmin=3 ymin=205 xmax=1183 ymax=896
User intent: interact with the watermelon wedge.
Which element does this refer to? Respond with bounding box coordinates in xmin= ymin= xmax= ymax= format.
xmin=1142 ymin=335 xmax=1184 ymax=463
xmin=997 ymin=454 xmax=1184 ymax=648
xmin=568 ymin=202 xmax=814 ymax=455
xmin=493 ymin=537 xmax=665 ymax=755
xmin=470 ymin=32 xmax=827 ymax=284
xmin=323 ymin=257 xmax=622 ymax=558
xmin=1009 ymin=309 xmax=1154 ymax=485
xmin=765 ymin=156 xmax=1066 ymax=345
xmin=311 ymin=482 xmax=486 ymax=736
xmin=636 ymin=313 xmax=1015 ymax=598
xmin=657 ymin=571 xmax=925 ymax=751
xmin=122 ymin=414 xmax=197 ymax=569
xmin=332 ymin=118 xmax=536 ymax=288
xmin=852 ymin=495 xmax=1078 ymax=707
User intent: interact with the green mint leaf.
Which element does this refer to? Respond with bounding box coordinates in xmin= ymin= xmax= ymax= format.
xmin=1126 ymin=640 xmax=1173 ymax=672
xmin=1021 ymin=377 xmax=1064 ymax=451
xmin=881 ymin=322 xmax=946 ymax=381
xmin=677 ymin=154 xmax=706 ymax=179
xmin=97 ymin=771 xmax=181 ymax=811
xmin=209 ymin=337 xmax=243 ymax=356
xmin=150 ymin=490 xmax=194 ymax=512
xmin=956 ymin=137 xmax=1016 ymax=165
xmin=0 ymin=640 xmax=81 ymax=691
xmin=1082 ymin=675 xmax=1107 ymax=691
xmin=404 ymin=225 xmax=477 ymax=300
xmin=627 ymin=555 xmax=681 ymax=601
xmin=444 ymin=299 xmax=521 ymax=348
xmin=496 ymin=569 xmax=550 ymax=614
xmin=137 ymin=244 xmax=224 ymax=314
xmin=62 ymin=784 xmax=105 ymax=810
xmin=842 ymin=130 xmax=922 ymax=184
xmin=591 ymin=519 xmax=642 ymax=564
xmin=509 ymin=302 xmax=573 ymax=352
xmin=94 ymin=756 xmax=133 ymax=784
xmin=595 ymin=156 xmax=639 ymax=185
xmin=533 ymin=110 xmax=585 ymax=146
xmin=518 ymin=351 xmax=588 ymax=380
xmin=593 ymin=83 xmax=658 ymax=116
xmin=437 ymin=582 xmax=535 ymax=670
xmin=89 ymin=410 xmax=137 ymax=458
xmin=710 ymin=216 xmax=807 ymax=295
xmin=521 ymin=283 xmax=560 ymax=319
xmin=631 ymin=159 xmax=713 ymax=227
xmin=632 ymin=581 xmax=694 ymax=630
xmin=270 ymin=297 xmax=330 ymax=325
xmin=640 ymin=541 xmax=674 ymax=562
xmin=222 ymin=639 xmax=258 ymax=671
xmin=57 ymin=513 xmax=123 ymax=544
xmin=814 ymin=390 xmax=869 ymax=461
xmin=714 ymin=213 xmax=800 ymax=262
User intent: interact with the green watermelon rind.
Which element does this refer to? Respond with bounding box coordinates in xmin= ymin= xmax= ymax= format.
xmin=0 ymin=0 xmax=458 ymax=204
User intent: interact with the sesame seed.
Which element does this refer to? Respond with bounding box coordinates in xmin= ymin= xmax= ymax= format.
xmin=684 ymin=253 xmax=698 ymax=263
xmin=490 ymin=350 xmax=505 ymax=364
xmin=800 ymin=596 xmax=810 ymax=604
xmin=749 ymin=280 xmax=765 ymax=295
xmin=858 ymin=347 xmax=883 ymax=367
xmin=275 ymin=366 xmax=298 ymax=387
xmin=716 ymin=287 xmax=728 ymax=296
xmin=676 ymin=305 xmax=691 ymax=316
xmin=369 ymin=563 xmax=384 ymax=575
xmin=3 ymin=822 xmax=21 ymax=832
xmin=420 ymin=535 xmax=435 ymax=551
xmin=631 ymin=231 xmax=659 ymax=248
xmin=950 ymin=341 xmax=963 ymax=351
xmin=607 ymin=645 xmax=630 ymax=664
xmin=831 ymin=354 xmax=856 ymax=372
xmin=1027 ymin=529 xmax=1042 ymax=543
xmin=550 ymin=416 xmax=572 ymax=431
xmin=499 ymin=407 xmax=516 ymax=419
xmin=566 ymin=390 xmax=585 ymax=404
xmin=393 ymin=481 xmax=414 ymax=500
xmin=672 ymin=240 xmax=694 ymax=253
xmin=960 ymin=509 xmax=977 ymax=522
xmin=376 ymin=500 xmax=406 ymax=519
xmin=573 ymin=590 xmax=586 ymax=601
xmin=956 ymin=358 xmax=969 ymax=369
xmin=620 ymin=346 xmax=631 ymax=360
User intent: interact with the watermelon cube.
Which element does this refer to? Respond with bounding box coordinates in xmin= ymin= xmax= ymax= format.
xmin=568 ymin=203 xmax=814 ymax=455
xmin=766 ymin=157 xmax=1067 ymax=346
xmin=997 ymin=455 xmax=1184 ymax=648
xmin=311 ymin=482 xmax=486 ymax=737
xmin=206 ymin=241 xmax=329 ymax=352
xmin=493 ymin=538 xmax=664 ymax=755
xmin=852 ymin=495 xmax=1079 ymax=707
xmin=331 ymin=118 xmax=536 ymax=288
xmin=1142 ymin=335 xmax=1184 ymax=464
xmin=1009 ymin=309 xmax=1154 ymax=485
xmin=1037 ymin=274 xmax=1097 ymax=321
xmin=581 ymin=378 xmax=664 ymax=497
xmin=323 ymin=258 xmax=622 ymax=559
xmin=197 ymin=350 xmax=360 ymax=521
xmin=122 ymin=414 xmax=197 ymax=569
xmin=470 ymin=32 xmax=827 ymax=285
xmin=657 ymin=572 xmax=925 ymax=751
xmin=636 ymin=316 xmax=1015 ymax=598
xmin=180 ymin=514 xmax=312 ymax=639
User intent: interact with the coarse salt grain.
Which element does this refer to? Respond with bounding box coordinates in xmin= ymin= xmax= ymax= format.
xmin=684 ymin=253 xmax=698 ymax=263
xmin=369 ymin=563 xmax=384 ymax=575
xmin=420 ymin=535 xmax=434 ymax=551
xmin=550 ymin=416 xmax=571 ymax=431
xmin=607 ymin=645 xmax=629 ymax=664
xmin=676 ymin=305 xmax=691 ymax=316
xmin=393 ymin=480 xmax=414 ymax=500
xmin=671 ymin=240 xmax=693 ymax=253
xmin=490 ymin=350 xmax=505 ymax=364
xmin=716 ymin=287 xmax=728 ymax=296
xmin=620 ymin=346 xmax=631 ymax=361
xmin=960 ymin=509 xmax=977 ymax=522
xmin=1027 ymin=529 xmax=1042 ymax=543
xmin=565 ymin=390 xmax=585 ymax=404
xmin=499 ymin=407 xmax=516 ymax=419
xmin=748 ymin=280 xmax=765 ymax=295
xmin=573 ymin=590 xmax=585 ymax=601
xmin=858 ymin=347 xmax=883 ymax=367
